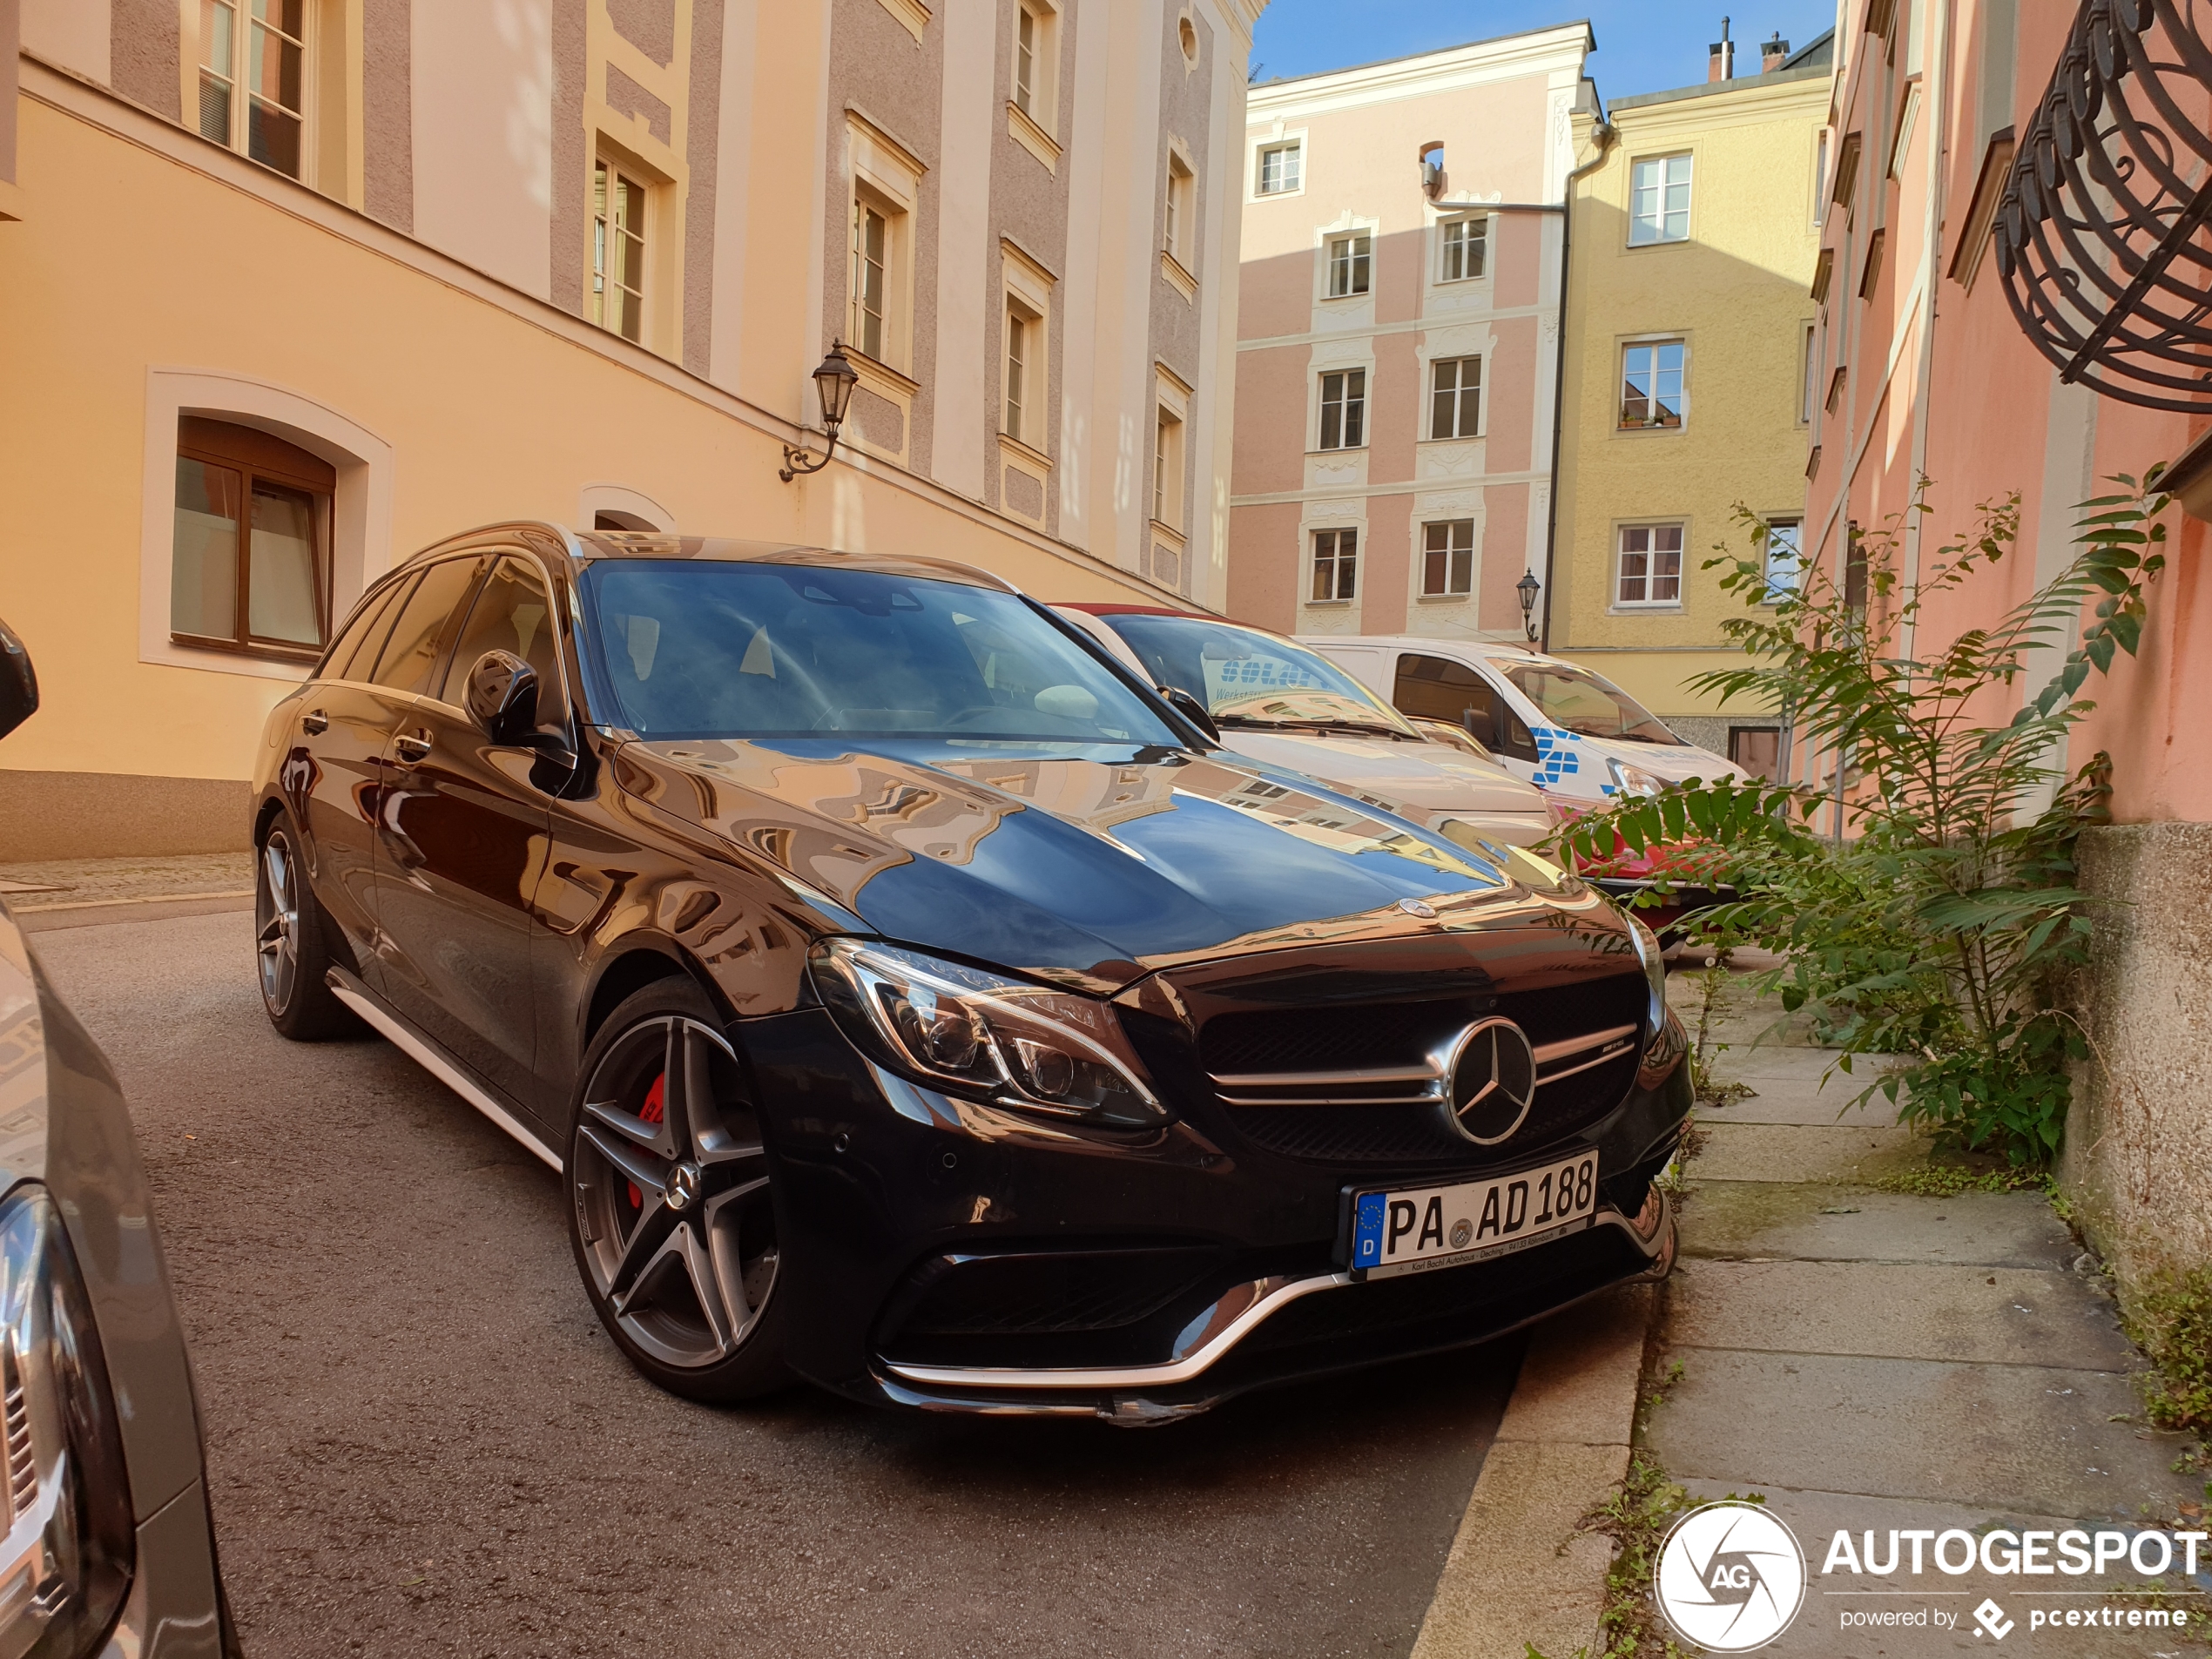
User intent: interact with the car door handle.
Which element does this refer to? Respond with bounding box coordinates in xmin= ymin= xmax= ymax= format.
xmin=300 ymin=709 xmax=329 ymax=735
xmin=393 ymin=732 xmax=433 ymax=764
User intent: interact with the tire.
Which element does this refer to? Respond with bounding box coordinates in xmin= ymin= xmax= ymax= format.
xmin=564 ymin=978 xmax=792 ymax=1403
xmin=254 ymin=818 xmax=362 ymax=1041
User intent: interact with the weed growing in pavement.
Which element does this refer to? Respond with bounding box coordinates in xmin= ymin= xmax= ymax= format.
xmin=1870 ymin=1164 xmax=2058 ymax=1198
xmin=1548 ymin=478 xmax=2173 ymax=1166
xmin=1581 ymin=1455 xmax=1697 ymax=1659
xmin=2122 ymin=1265 xmax=2212 ymax=1435
xmin=1685 ymin=954 xmax=1753 ymax=1109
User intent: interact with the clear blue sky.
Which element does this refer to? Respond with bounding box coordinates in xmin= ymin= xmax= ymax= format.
xmin=1250 ymin=1 xmax=1838 ymax=105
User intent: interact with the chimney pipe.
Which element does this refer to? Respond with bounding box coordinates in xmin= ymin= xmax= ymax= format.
xmin=1761 ymin=30 xmax=1790 ymax=71
xmin=1709 ymin=17 xmax=1734 ymax=81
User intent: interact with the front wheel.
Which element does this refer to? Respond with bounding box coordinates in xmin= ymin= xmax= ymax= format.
xmin=565 ymin=980 xmax=792 ymax=1402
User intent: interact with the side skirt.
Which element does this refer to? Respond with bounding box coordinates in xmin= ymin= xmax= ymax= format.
xmin=326 ymin=968 xmax=563 ymax=1172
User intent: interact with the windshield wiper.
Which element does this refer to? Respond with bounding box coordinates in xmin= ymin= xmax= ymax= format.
xmin=1217 ymin=715 xmax=1412 ymax=740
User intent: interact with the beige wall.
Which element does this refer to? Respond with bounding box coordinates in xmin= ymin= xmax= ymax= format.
xmin=2 ymin=0 xmax=1264 ymax=855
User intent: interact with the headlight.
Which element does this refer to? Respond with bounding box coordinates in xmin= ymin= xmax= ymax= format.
xmin=0 ymin=1185 xmax=132 ymax=1659
xmin=1624 ymin=911 xmax=1669 ymax=1038
xmin=1608 ymin=758 xmax=1667 ymax=799
xmin=810 ymin=939 xmax=1167 ymax=1128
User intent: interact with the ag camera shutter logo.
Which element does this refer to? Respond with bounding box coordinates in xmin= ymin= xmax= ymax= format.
xmin=1654 ymin=1501 xmax=1808 ymax=1650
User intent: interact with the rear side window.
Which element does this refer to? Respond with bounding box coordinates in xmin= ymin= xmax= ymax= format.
xmin=441 ymin=557 xmax=566 ymax=723
xmin=321 ymin=580 xmax=407 ymax=682
xmin=369 ymin=558 xmax=482 ymax=696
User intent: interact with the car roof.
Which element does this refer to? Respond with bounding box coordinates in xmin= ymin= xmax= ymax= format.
xmin=1056 ymin=603 xmax=1298 ymax=640
xmin=1297 ymin=632 xmax=1557 ymax=665
xmin=398 ymin=521 xmax=1022 ymax=593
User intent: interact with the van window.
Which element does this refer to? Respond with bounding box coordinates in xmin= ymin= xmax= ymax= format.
xmin=1393 ymin=653 xmax=1537 ymax=760
xmin=1501 ymin=664 xmax=1682 ymax=745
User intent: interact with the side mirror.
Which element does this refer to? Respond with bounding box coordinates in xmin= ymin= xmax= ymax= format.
xmin=1157 ymin=684 xmax=1220 ymax=745
xmin=0 ymin=620 xmax=37 ymax=743
xmin=463 ymin=649 xmax=540 ymax=745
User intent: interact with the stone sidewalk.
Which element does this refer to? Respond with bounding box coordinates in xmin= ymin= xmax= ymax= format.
xmin=1647 ymin=973 xmax=2208 ymax=1656
xmin=0 ymin=852 xmax=253 ymax=929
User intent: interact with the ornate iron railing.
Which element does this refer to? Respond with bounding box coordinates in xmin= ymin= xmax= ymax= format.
xmin=1994 ymin=0 xmax=2212 ymax=412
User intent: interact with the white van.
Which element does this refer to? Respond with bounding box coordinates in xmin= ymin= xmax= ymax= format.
xmin=1299 ymin=635 xmax=1745 ymax=808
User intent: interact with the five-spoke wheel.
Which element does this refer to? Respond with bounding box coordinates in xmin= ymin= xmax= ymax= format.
xmin=253 ymin=819 xmax=355 ymax=1040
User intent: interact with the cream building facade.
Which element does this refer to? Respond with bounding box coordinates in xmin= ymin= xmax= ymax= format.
xmin=0 ymin=0 xmax=1261 ymax=858
xmin=1225 ymin=25 xmax=1595 ymax=645
xmin=1547 ymin=36 xmax=1832 ymax=769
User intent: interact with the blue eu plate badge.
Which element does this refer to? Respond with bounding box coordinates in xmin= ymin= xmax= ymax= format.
xmin=1352 ymin=1192 xmax=1389 ymax=1270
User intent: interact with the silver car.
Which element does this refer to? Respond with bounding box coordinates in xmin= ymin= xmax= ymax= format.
xmin=0 ymin=620 xmax=234 ymax=1657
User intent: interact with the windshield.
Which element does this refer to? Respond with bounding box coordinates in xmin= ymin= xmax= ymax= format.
xmin=580 ymin=562 xmax=1183 ymax=745
xmin=1097 ymin=614 xmax=1416 ymax=738
xmin=1502 ymin=664 xmax=1682 ymax=745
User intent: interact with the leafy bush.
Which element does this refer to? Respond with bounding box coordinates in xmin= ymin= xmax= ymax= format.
xmin=1552 ymin=480 xmax=2169 ymax=1163
xmin=2126 ymin=1266 xmax=2212 ymax=1434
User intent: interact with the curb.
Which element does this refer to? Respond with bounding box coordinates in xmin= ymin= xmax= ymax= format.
xmin=1410 ymin=1279 xmax=1654 ymax=1659
xmin=14 ymin=892 xmax=255 ymax=932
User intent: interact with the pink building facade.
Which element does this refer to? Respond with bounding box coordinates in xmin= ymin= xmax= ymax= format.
xmin=1226 ymin=26 xmax=1595 ymax=644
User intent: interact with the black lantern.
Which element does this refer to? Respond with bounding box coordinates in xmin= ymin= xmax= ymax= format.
xmin=780 ymin=342 xmax=861 ymax=481
xmin=1516 ymin=570 xmax=1541 ymax=642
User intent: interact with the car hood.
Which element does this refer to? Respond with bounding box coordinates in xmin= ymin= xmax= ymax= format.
xmin=1217 ymin=730 xmax=1547 ymax=816
xmin=610 ymin=738 xmax=1580 ymax=992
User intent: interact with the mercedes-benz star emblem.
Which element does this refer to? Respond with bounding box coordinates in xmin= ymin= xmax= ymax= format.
xmin=1399 ymin=898 xmax=1438 ymax=919
xmin=1446 ymin=1017 xmax=1537 ymax=1144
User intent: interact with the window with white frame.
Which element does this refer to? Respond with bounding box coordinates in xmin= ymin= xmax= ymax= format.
xmin=592 ymin=158 xmax=649 ymax=344
xmin=1616 ymin=523 xmax=1684 ymax=606
xmin=852 ymin=192 xmax=898 ymax=363
xmin=1799 ymin=324 xmax=1817 ymax=423
xmin=1325 ymin=233 xmax=1371 ymax=298
xmin=198 ymin=0 xmax=307 ymax=178
xmin=1153 ymin=405 xmax=1185 ymax=530
xmin=1421 ymin=520 xmax=1474 ymax=597
xmin=1763 ymin=518 xmax=1802 ymax=603
xmin=1011 ymin=2 xmax=1060 ymax=135
xmin=1440 ymin=214 xmax=1487 ymax=280
xmin=1629 ymin=153 xmax=1693 ymax=246
xmin=1311 ymin=528 xmax=1357 ymax=601
xmin=1004 ymin=300 xmax=1036 ymax=445
xmin=1430 ymin=357 xmax=1481 ymax=439
xmin=1163 ymin=152 xmax=1195 ymax=269
xmin=1256 ymin=140 xmax=1302 ymax=195
xmin=1317 ymin=369 xmax=1366 ymax=449
xmin=1620 ymin=340 xmax=1685 ymax=428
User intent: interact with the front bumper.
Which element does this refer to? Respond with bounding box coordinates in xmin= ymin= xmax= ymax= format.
xmin=737 ymin=1006 xmax=1688 ymax=1421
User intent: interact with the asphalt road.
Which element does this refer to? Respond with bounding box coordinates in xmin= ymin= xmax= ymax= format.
xmin=34 ymin=910 xmax=1521 ymax=1659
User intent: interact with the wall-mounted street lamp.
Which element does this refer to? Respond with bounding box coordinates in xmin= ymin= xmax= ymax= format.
xmin=1516 ymin=570 xmax=1541 ymax=643
xmin=779 ymin=342 xmax=861 ymax=481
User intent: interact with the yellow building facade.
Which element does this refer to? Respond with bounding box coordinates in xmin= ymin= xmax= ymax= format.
xmin=0 ymin=0 xmax=1262 ymax=859
xmin=1548 ymin=39 xmax=1831 ymax=771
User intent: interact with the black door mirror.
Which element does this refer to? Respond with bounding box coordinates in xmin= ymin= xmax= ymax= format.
xmin=0 ymin=620 xmax=37 ymax=743
xmin=463 ymin=649 xmax=540 ymax=745
xmin=1157 ymin=685 xmax=1220 ymax=745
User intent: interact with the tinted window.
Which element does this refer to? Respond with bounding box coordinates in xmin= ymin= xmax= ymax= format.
xmin=1099 ymin=614 xmax=1413 ymax=738
xmin=1501 ymin=664 xmax=1682 ymax=745
xmin=441 ymin=557 xmax=565 ymax=723
xmin=1394 ymin=653 xmax=1536 ymax=760
xmin=371 ymin=558 xmax=482 ymax=696
xmin=322 ymin=580 xmax=406 ymax=682
xmin=581 ymin=563 xmax=1180 ymax=745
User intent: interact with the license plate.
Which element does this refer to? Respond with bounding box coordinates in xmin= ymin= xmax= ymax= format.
xmin=1349 ymin=1151 xmax=1600 ymax=1279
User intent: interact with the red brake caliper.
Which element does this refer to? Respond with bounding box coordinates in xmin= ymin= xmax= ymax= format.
xmin=627 ymin=1073 xmax=667 ymax=1210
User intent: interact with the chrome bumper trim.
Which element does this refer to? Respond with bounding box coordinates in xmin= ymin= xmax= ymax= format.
xmin=1211 ymin=1020 xmax=1641 ymax=1108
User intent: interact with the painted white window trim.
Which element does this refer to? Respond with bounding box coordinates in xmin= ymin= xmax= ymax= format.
xmin=1248 ymin=130 xmax=1308 ymax=203
xmin=139 ymin=367 xmax=395 ymax=682
xmin=578 ymin=484 xmax=677 ymax=531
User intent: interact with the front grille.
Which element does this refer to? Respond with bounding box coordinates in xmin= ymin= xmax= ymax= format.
xmin=1202 ymin=1002 xmax=1452 ymax=1075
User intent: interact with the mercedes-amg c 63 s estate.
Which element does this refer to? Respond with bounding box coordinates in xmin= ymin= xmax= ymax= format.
xmin=251 ymin=524 xmax=1688 ymax=1422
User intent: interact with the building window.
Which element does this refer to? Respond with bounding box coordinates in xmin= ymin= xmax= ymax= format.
xmin=1164 ymin=152 xmax=1195 ymax=268
xmin=1729 ymin=726 xmax=1783 ymax=782
xmin=1326 ymin=233 xmax=1371 ymax=298
xmin=1256 ymin=140 xmax=1302 ymax=195
xmin=1629 ymin=152 xmax=1693 ymax=246
xmin=198 ymin=0 xmax=307 ymax=178
xmin=1616 ymin=523 xmax=1684 ymax=607
xmin=1763 ymin=518 xmax=1802 ymax=603
xmin=1311 ymin=529 xmax=1357 ymax=602
xmin=172 ymin=416 xmax=334 ymax=658
xmin=1153 ymin=406 xmax=1185 ymax=529
xmin=1440 ymin=215 xmax=1487 ymax=280
xmin=1620 ymin=340 xmax=1686 ymax=428
xmin=1318 ymin=369 xmax=1366 ymax=450
xmin=1421 ymin=520 xmax=1474 ymax=596
xmin=1010 ymin=2 xmax=1060 ymax=136
xmin=852 ymin=195 xmax=894 ymax=362
xmin=1799 ymin=324 xmax=1817 ymax=423
xmin=1004 ymin=304 xmax=1032 ymax=444
xmin=592 ymin=159 xmax=648 ymax=344
xmin=1430 ymin=356 xmax=1481 ymax=439
xmin=1812 ymin=129 xmax=1831 ymax=227
xmin=1015 ymin=4 xmax=1039 ymax=114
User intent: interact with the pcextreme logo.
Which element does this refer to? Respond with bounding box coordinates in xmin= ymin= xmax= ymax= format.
xmin=1654 ymin=1501 xmax=1809 ymax=1651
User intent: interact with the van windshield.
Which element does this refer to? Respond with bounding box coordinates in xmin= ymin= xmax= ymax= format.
xmin=580 ymin=562 xmax=1182 ymax=745
xmin=1097 ymin=613 xmax=1419 ymax=740
xmin=1502 ymin=664 xmax=1682 ymax=745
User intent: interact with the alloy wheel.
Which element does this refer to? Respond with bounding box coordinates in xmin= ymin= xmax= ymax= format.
xmin=570 ymin=1016 xmax=778 ymax=1369
xmin=255 ymin=831 xmax=301 ymax=1015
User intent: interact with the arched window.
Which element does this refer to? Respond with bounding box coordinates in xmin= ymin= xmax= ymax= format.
xmin=172 ymin=417 xmax=334 ymax=658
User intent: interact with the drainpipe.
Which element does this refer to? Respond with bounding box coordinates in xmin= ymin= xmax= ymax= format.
xmin=1541 ymin=114 xmax=1615 ymax=651
xmin=1898 ymin=0 xmax=1956 ymax=666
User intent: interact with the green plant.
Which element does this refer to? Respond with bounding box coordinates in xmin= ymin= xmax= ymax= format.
xmin=1583 ymin=1455 xmax=1696 ymax=1659
xmin=1685 ymin=951 xmax=1752 ymax=1108
xmin=2124 ymin=1266 xmax=2212 ymax=1434
xmin=1553 ymin=478 xmax=2170 ymax=1164
xmin=1869 ymin=1165 xmax=2057 ymax=1198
